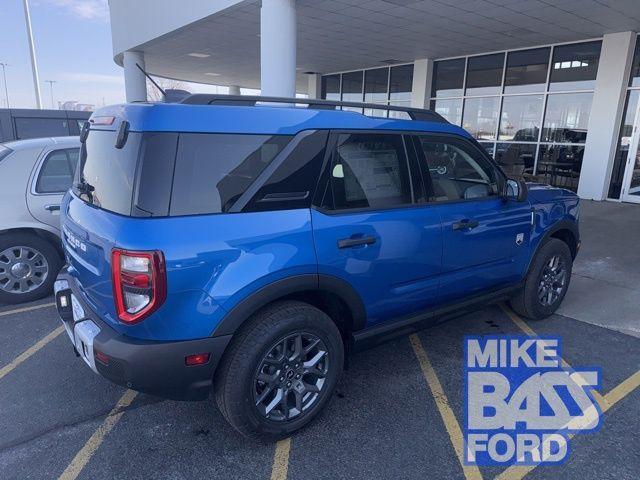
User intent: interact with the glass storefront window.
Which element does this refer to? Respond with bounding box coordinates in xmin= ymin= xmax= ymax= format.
xmin=389 ymin=64 xmax=414 ymax=102
xmin=465 ymin=53 xmax=504 ymax=96
xmin=495 ymin=143 xmax=536 ymax=177
xmin=609 ymin=90 xmax=640 ymax=198
xmin=504 ymin=48 xmax=550 ymax=93
xmin=536 ymin=144 xmax=584 ymax=192
xmin=549 ymin=41 xmax=602 ymax=92
xmin=542 ymin=93 xmax=593 ymax=143
xmin=364 ymin=68 xmax=388 ymax=104
xmin=462 ymin=97 xmax=500 ymax=140
xmin=499 ymin=95 xmax=543 ymax=141
xmin=432 ymin=58 xmax=465 ymax=98
xmin=629 ymin=37 xmax=640 ymax=87
xmin=321 ymin=74 xmax=340 ymax=101
xmin=341 ymin=71 xmax=364 ymax=113
xmin=431 ymin=98 xmax=462 ymax=125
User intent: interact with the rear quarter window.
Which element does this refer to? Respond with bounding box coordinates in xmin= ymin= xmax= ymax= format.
xmin=169 ymin=133 xmax=291 ymax=216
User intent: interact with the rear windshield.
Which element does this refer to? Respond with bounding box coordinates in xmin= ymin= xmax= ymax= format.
xmin=75 ymin=130 xmax=141 ymax=215
xmin=74 ymin=130 xmax=291 ymax=217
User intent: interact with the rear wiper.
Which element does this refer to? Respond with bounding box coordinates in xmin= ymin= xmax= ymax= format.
xmin=74 ymin=179 xmax=95 ymax=202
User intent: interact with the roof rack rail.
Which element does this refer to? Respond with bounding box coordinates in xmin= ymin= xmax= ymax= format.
xmin=180 ymin=94 xmax=447 ymax=123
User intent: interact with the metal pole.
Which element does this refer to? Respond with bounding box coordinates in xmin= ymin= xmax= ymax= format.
xmin=45 ymin=80 xmax=56 ymax=109
xmin=0 ymin=63 xmax=9 ymax=108
xmin=22 ymin=0 xmax=43 ymax=109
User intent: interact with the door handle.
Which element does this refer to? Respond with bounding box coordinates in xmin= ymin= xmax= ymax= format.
xmin=44 ymin=204 xmax=60 ymax=212
xmin=337 ymin=236 xmax=376 ymax=249
xmin=452 ymin=219 xmax=479 ymax=231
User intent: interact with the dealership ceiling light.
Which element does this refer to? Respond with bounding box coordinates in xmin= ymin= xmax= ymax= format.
xmin=187 ymin=52 xmax=210 ymax=58
xmin=204 ymin=72 xmax=220 ymax=76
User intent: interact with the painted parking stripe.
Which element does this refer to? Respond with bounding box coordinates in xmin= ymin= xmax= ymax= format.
xmin=0 ymin=302 xmax=55 ymax=318
xmin=499 ymin=304 xmax=607 ymax=409
xmin=409 ymin=333 xmax=483 ymax=480
xmin=497 ymin=304 xmax=640 ymax=480
xmin=0 ymin=325 xmax=64 ymax=380
xmin=270 ymin=438 xmax=292 ymax=480
xmin=58 ymin=389 xmax=138 ymax=480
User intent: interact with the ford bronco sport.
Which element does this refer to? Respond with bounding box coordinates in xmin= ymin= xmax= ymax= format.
xmin=54 ymin=95 xmax=579 ymax=439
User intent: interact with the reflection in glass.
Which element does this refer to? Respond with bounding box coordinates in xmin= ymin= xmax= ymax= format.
xmin=495 ymin=143 xmax=536 ymax=177
xmin=432 ymin=58 xmax=465 ymax=98
xmin=549 ymin=41 xmax=602 ymax=92
xmin=609 ymin=90 xmax=639 ymax=198
xmin=462 ymin=97 xmax=500 ymax=140
xmin=321 ymin=74 xmax=340 ymax=100
xmin=364 ymin=68 xmax=389 ymax=104
xmin=478 ymin=142 xmax=495 ymax=157
xmin=431 ymin=98 xmax=462 ymax=125
xmin=629 ymin=150 xmax=640 ymax=196
xmin=504 ymin=48 xmax=550 ymax=93
xmin=499 ymin=95 xmax=543 ymax=141
xmin=389 ymin=64 xmax=414 ymax=102
xmin=465 ymin=53 xmax=504 ymax=96
xmin=536 ymin=144 xmax=584 ymax=192
xmin=542 ymin=93 xmax=593 ymax=143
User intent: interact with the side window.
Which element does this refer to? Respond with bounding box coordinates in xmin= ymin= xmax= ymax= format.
xmin=414 ymin=136 xmax=500 ymax=202
xmin=170 ymin=133 xmax=291 ymax=216
xmin=329 ymin=133 xmax=413 ymax=210
xmin=245 ymin=130 xmax=328 ymax=212
xmin=36 ymin=148 xmax=78 ymax=194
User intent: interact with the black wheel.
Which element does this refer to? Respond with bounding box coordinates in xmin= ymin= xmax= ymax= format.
xmin=0 ymin=233 xmax=62 ymax=305
xmin=214 ymin=300 xmax=343 ymax=440
xmin=510 ymin=238 xmax=572 ymax=320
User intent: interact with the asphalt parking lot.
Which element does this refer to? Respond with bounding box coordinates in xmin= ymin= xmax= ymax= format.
xmin=1 ymin=295 xmax=638 ymax=480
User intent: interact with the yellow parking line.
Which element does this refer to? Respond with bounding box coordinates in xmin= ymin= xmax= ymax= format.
xmin=0 ymin=325 xmax=64 ymax=380
xmin=58 ymin=389 xmax=138 ymax=480
xmin=0 ymin=302 xmax=55 ymax=318
xmin=497 ymin=304 xmax=640 ymax=480
xmin=409 ymin=333 xmax=483 ymax=480
xmin=499 ymin=304 xmax=606 ymax=409
xmin=270 ymin=437 xmax=292 ymax=480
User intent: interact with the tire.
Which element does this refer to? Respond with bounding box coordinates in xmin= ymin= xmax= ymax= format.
xmin=0 ymin=232 xmax=62 ymax=305
xmin=509 ymin=238 xmax=572 ymax=320
xmin=214 ymin=300 xmax=344 ymax=440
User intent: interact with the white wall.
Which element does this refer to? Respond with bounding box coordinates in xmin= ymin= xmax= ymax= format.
xmin=411 ymin=58 xmax=433 ymax=109
xmin=579 ymin=31 xmax=636 ymax=200
xmin=108 ymin=0 xmax=243 ymax=60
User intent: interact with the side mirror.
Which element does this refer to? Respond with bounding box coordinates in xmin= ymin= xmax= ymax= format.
xmin=505 ymin=177 xmax=528 ymax=202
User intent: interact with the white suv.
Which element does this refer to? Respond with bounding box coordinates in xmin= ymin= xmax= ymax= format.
xmin=0 ymin=136 xmax=80 ymax=304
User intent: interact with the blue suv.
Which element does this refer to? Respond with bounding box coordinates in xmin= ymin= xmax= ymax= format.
xmin=54 ymin=95 xmax=579 ymax=439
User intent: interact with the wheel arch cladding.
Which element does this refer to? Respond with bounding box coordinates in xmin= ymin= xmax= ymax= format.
xmin=211 ymin=274 xmax=367 ymax=341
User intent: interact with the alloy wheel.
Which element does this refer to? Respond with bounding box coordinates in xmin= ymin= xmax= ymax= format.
xmin=0 ymin=246 xmax=49 ymax=294
xmin=253 ymin=332 xmax=329 ymax=422
xmin=537 ymin=254 xmax=567 ymax=307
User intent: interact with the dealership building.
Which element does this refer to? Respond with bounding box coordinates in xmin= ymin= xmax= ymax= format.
xmin=108 ymin=0 xmax=640 ymax=203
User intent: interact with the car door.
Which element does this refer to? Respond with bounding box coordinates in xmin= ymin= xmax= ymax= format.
xmin=311 ymin=131 xmax=443 ymax=327
xmin=27 ymin=147 xmax=80 ymax=231
xmin=411 ymin=134 xmax=532 ymax=304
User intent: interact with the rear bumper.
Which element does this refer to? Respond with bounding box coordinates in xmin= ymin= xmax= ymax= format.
xmin=54 ymin=268 xmax=232 ymax=400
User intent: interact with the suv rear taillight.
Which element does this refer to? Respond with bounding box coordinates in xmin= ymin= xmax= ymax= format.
xmin=112 ymin=249 xmax=166 ymax=324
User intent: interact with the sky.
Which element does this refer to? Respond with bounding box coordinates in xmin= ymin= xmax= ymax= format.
xmin=0 ymin=0 xmax=237 ymax=110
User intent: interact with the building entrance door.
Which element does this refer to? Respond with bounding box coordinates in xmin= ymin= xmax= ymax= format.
xmin=621 ymin=100 xmax=640 ymax=203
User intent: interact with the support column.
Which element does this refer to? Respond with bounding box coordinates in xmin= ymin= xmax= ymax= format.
xmin=411 ymin=58 xmax=434 ymax=109
xmin=579 ymin=32 xmax=636 ymax=200
xmin=228 ymin=85 xmax=241 ymax=95
xmin=123 ymin=51 xmax=148 ymax=102
xmin=260 ymin=0 xmax=297 ymax=97
xmin=307 ymin=73 xmax=321 ymax=99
